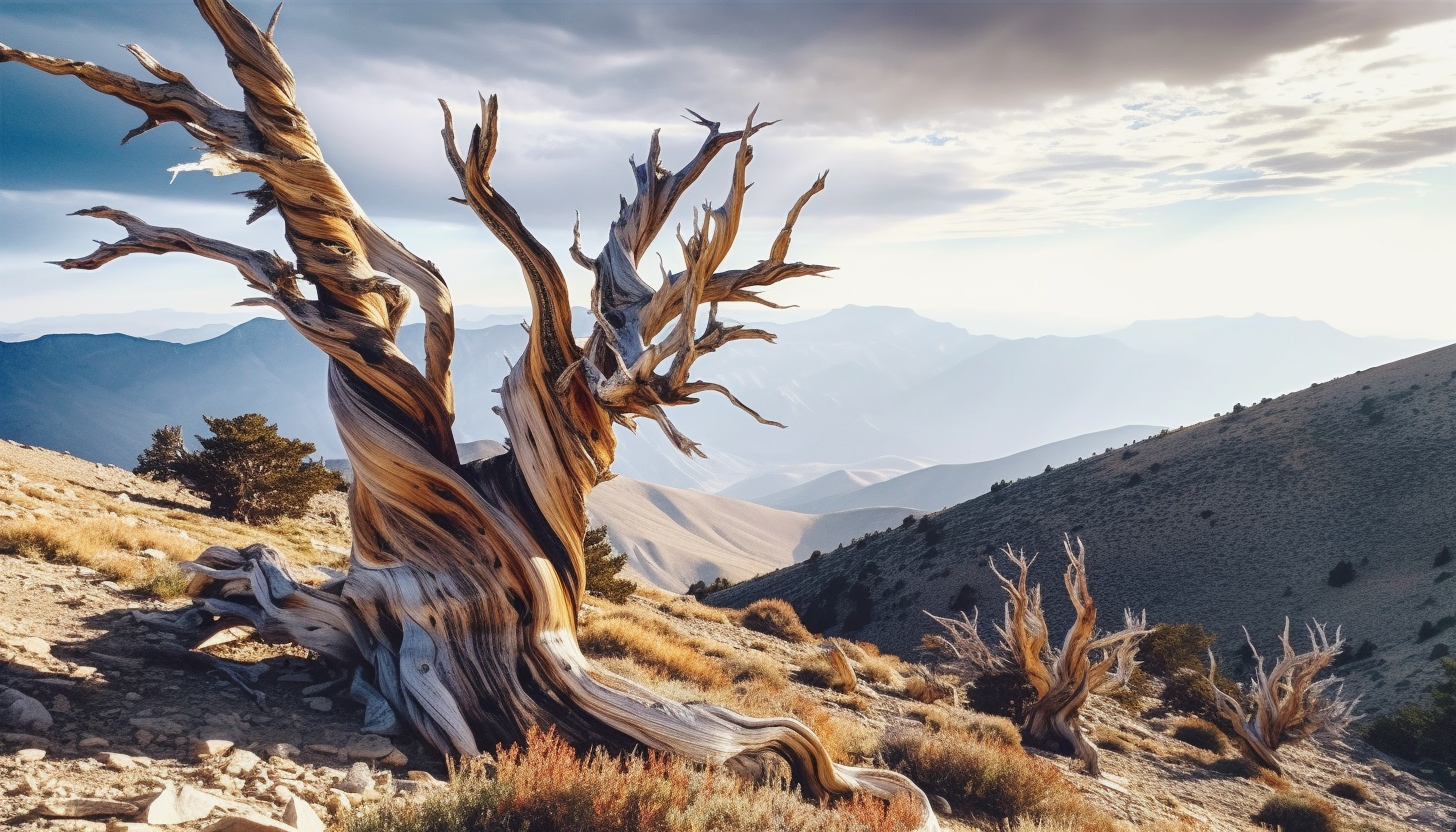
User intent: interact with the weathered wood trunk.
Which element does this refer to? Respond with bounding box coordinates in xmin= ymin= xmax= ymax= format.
xmin=924 ymin=538 xmax=1146 ymax=777
xmin=1209 ymin=620 xmax=1356 ymax=776
xmin=0 ymin=3 xmax=938 ymax=828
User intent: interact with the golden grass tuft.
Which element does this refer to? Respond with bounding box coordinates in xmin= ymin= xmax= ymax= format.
xmin=346 ymin=726 xmax=920 ymax=832
xmin=1327 ymin=776 xmax=1375 ymax=804
xmin=0 ymin=515 xmax=195 ymax=595
xmin=579 ymin=611 xmax=730 ymax=690
xmin=881 ymin=723 xmax=1115 ymax=830
xmin=904 ymin=703 xmax=1021 ymax=747
xmin=1170 ymin=717 xmax=1230 ymax=754
xmin=1251 ymin=793 xmax=1341 ymax=832
xmin=738 ymin=598 xmax=815 ymax=643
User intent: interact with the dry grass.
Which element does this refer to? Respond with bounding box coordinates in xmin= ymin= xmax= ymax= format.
xmin=881 ymin=723 xmax=1114 ymax=829
xmin=1327 ymin=776 xmax=1375 ymax=804
xmin=579 ymin=609 xmax=731 ymax=690
xmin=904 ymin=703 xmax=1021 ymax=747
xmin=0 ymin=515 xmax=197 ymax=597
xmin=346 ymin=726 xmax=920 ymax=832
xmin=1170 ymin=717 xmax=1230 ymax=754
xmin=738 ymin=598 xmax=815 ymax=643
xmin=1251 ymin=793 xmax=1341 ymax=832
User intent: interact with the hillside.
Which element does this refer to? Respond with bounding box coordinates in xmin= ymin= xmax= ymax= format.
xmin=710 ymin=343 xmax=1456 ymax=715
xmin=586 ymin=477 xmax=915 ymax=592
xmin=1 ymin=437 xmax=1452 ymax=831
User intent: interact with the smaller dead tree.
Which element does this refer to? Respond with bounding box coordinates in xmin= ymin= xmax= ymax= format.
xmin=1208 ymin=619 xmax=1357 ymax=775
xmin=923 ymin=537 xmax=1147 ymax=776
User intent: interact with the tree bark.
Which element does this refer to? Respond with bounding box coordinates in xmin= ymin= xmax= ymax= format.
xmin=1 ymin=4 xmax=937 ymax=828
xmin=1209 ymin=619 xmax=1355 ymax=776
xmin=925 ymin=538 xmax=1146 ymax=777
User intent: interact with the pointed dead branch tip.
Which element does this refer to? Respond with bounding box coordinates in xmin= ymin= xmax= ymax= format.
xmin=267 ymin=3 xmax=284 ymax=39
xmin=682 ymin=108 xmax=720 ymax=133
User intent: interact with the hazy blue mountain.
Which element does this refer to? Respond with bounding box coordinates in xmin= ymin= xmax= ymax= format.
xmin=755 ymin=425 xmax=1163 ymax=513
xmin=0 ymin=309 xmax=259 ymax=342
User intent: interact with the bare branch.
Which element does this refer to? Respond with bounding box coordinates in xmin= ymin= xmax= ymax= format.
xmin=1211 ymin=618 xmax=1358 ymax=775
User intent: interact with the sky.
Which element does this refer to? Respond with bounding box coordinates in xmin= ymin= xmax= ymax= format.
xmin=1 ymin=1 xmax=1453 ymax=338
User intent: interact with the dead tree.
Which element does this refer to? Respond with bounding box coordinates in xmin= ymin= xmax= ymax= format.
xmin=1209 ymin=619 xmax=1357 ymax=775
xmin=924 ymin=537 xmax=1147 ymax=776
xmin=0 ymin=4 xmax=939 ymax=827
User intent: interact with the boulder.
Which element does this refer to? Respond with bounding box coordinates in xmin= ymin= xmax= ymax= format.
xmin=281 ymin=796 xmax=325 ymax=832
xmin=225 ymin=749 xmax=262 ymax=776
xmin=0 ymin=688 xmax=53 ymax=733
xmin=200 ymin=817 xmax=295 ymax=832
xmin=338 ymin=763 xmax=373 ymax=795
xmin=144 ymin=784 xmax=223 ymax=825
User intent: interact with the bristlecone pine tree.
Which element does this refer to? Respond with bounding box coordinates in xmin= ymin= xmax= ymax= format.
xmin=137 ymin=414 xmax=344 ymax=525
xmin=582 ymin=526 xmax=636 ymax=604
xmin=1209 ymin=619 xmax=1357 ymax=775
xmin=0 ymin=3 xmax=938 ymax=826
xmin=923 ymin=537 xmax=1147 ymax=776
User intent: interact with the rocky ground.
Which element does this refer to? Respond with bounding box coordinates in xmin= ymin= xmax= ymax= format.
xmin=2 ymin=437 xmax=1455 ymax=832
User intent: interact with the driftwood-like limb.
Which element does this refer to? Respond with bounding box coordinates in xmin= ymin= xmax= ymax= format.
xmin=825 ymin=641 xmax=859 ymax=694
xmin=925 ymin=538 xmax=1147 ymax=777
xmin=5 ymin=4 xmax=938 ymax=827
xmin=1210 ymin=620 xmax=1357 ymax=776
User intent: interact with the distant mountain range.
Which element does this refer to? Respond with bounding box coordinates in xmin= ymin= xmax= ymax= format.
xmin=710 ymin=343 xmax=1456 ymax=714
xmin=746 ymin=425 xmax=1162 ymax=514
xmin=0 ymin=306 xmax=1443 ymax=495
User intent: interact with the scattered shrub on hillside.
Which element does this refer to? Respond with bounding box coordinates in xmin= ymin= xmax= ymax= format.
xmin=1171 ymin=718 xmax=1229 ymax=754
xmin=739 ymin=598 xmax=814 ymax=644
xmin=346 ymin=726 xmax=919 ymax=832
xmin=840 ymin=581 xmax=875 ymax=631
xmin=1161 ymin=668 xmax=1244 ymax=728
xmin=1251 ymin=793 xmax=1340 ymax=832
xmin=583 ymin=526 xmax=636 ymax=604
xmin=1432 ymin=644 xmax=1451 ymax=661
xmin=948 ymin=583 xmax=978 ymax=613
xmin=1362 ymin=659 xmax=1456 ymax=771
xmin=1140 ymin=623 xmax=1216 ymax=678
xmin=964 ymin=667 xmax=1037 ymax=724
xmin=686 ymin=576 xmax=733 ymax=599
xmin=1327 ymin=777 xmax=1374 ymax=804
xmin=134 ymin=424 xmax=186 ymax=479
xmin=1437 ymin=546 xmax=1453 ymax=567
xmin=1328 ymin=560 xmax=1357 ymax=587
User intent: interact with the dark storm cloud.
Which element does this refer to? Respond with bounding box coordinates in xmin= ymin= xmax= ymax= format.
xmin=3 ymin=0 xmax=1450 ymax=222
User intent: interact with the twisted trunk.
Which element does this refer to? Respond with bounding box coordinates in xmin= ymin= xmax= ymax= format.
xmin=924 ymin=538 xmax=1146 ymax=777
xmin=1 ymin=4 xmax=936 ymax=828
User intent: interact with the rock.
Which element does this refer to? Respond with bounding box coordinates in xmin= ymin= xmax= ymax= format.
xmin=36 ymin=798 xmax=141 ymax=818
xmin=281 ymin=796 xmax=325 ymax=832
xmin=303 ymin=744 xmax=338 ymax=756
xmin=0 ymin=688 xmax=54 ymax=733
xmin=338 ymin=763 xmax=373 ymax=795
xmin=342 ymin=734 xmax=394 ymax=762
xmin=130 ymin=717 xmax=186 ymax=736
xmin=17 ymin=748 xmax=47 ymax=762
xmin=96 ymin=752 xmax=136 ymax=770
xmin=379 ymin=749 xmax=408 ymax=767
xmin=928 ymin=794 xmax=953 ymax=816
xmin=193 ymin=739 xmax=236 ymax=759
xmin=2 ymin=731 xmax=50 ymax=748
xmin=3 ymin=635 xmax=51 ymax=655
xmin=70 ymin=666 xmax=98 ymax=679
xmin=100 ymin=581 xmax=124 ymax=592
xmin=115 ymin=493 xmax=131 ymax=502
xmin=144 ymin=784 xmax=222 ymax=825
xmin=107 ymin=823 xmax=161 ymax=832
xmin=265 ymin=743 xmax=300 ymax=760
xmin=79 ymin=737 xmax=111 ymax=749
xmin=199 ymin=816 xmax=295 ymax=832
xmin=303 ymin=697 xmax=332 ymax=713
xmin=225 ymin=749 xmax=262 ymax=776
xmin=139 ymin=549 xmax=168 ymax=560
